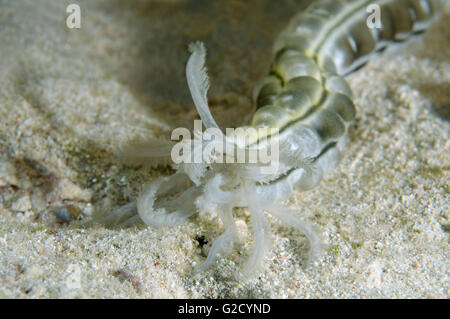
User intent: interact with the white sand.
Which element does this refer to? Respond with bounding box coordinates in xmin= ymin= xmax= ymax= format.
xmin=0 ymin=0 xmax=448 ymax=298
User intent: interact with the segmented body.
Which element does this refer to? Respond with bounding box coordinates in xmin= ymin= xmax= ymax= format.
xmin=109 ymin=0 xmax=440 ymax=279
xmin=250 ymin=0 xmax=440 ymax=190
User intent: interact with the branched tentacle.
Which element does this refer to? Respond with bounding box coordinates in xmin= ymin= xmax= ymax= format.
xmin=238 ymin=183 xmax=272 ymax=279
xmin=266 ymin=204 xmax=322 ymax=264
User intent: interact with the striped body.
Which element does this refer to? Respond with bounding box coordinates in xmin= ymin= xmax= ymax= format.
xmin=240 ymin=0 xmax=440 ymax=189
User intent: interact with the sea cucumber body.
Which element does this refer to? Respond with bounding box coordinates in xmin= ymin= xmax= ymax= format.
xmin=252 ymin=0 xmax=439 ymax=176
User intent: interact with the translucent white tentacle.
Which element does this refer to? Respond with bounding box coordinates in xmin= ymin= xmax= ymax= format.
xmin=137 ymin=173 xmax=200 ymax=228
xmin=196 ymin=230 xmax=233 ymax=273
xmin=195 ymin=173 xmax=234 ymax=216
xmin=196 ymin=204 xmax=238 ymax=272
xmin=238 ymin=184 xmax=271 ymax=279
xmin=266 ymin=203 xmax=322 ymax=264
xmin=218 ymin=204 xmax=240 ymax=241
xmin=186 ymin=41 xmax=221 ymax=131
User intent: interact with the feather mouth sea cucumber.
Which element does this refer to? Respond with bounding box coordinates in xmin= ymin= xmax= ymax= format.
xmin=103 ymin=0 xmax=441 ymax=279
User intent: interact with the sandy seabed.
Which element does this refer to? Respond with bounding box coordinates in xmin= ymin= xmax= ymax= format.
xmin=0 ymin=0 xmax=448 ymax=298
